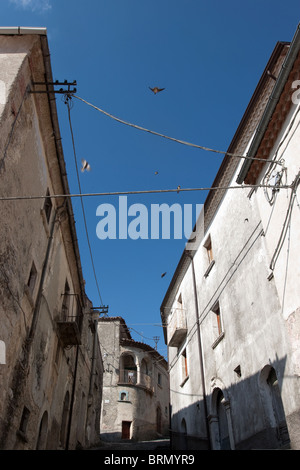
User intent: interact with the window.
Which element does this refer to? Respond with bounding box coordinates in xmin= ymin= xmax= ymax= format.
xmin=43 ymin=189 xmax=52 ymax=223
xmin=205 ymin=235 xmax=213 ymax=263
xmin=119 ymin=391 xmax=129 ymax=401
xmin=19 ymin=406 xmax=30 ymax=435
xmin=158 ymin=373 xmax=162 ymax=386
xmin=204 ymin=235 xmax=215 ymax=277
xmin=61 ymin=280 xmax=70 ymax=320
xmin=180 ymin=348 xmax=189 ymax=386
xmin=17 ymin=406 xmax=30 ymax=442
xmin=27 ymin=262 xmax=37 ymax=296
xmin=212 ymin=301 xmax=224 ymax=348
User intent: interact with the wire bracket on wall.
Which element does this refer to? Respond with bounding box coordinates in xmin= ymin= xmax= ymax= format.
xmin=92 ymin=306 xmax=109 ymax=316
xmin=30 ymin=79 xmax=77 ymax=95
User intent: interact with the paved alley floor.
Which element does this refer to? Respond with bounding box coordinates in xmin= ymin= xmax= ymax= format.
xmin=91 ymin=438 xmax=170 ymax=451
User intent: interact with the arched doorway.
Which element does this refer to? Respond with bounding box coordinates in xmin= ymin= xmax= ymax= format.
xmin=179 ymin=418 xmax=188 ymax=450
xmin=210 ymin=388 xmax=233 ymax=449
xmin=260 ymin=365 xmax=290 ymax=448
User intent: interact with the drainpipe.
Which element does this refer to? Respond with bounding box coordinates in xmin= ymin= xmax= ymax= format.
xmin=189 ymin=254 xmax=211 ymax=449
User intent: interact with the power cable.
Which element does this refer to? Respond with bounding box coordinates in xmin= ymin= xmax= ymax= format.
xmin=65 ymin=95 xmax=104 ymax=307
xmin=0 ymin=183 xmax=293 ymax=202
xmin=72 ymin=94 xmax=284 ymax=165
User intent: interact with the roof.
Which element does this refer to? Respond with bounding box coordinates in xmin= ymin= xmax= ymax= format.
xmin=98 ymin=315 xmax=132 ymax=339
xmin=98 ymin=316 xmax=168 ymax=367
xmin=0 ymin=27 xmax=47 ymax=35
xmin=237 ymin=22 xmax=300 ymax=184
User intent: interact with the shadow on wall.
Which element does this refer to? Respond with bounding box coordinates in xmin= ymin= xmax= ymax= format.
xmin=170 ymin=355 xmax=296 ymax=450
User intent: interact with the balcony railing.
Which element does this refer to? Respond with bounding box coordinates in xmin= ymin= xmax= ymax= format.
xmin=167 ymin=307 xmax=187 ymax=347
xmin=118 ymin=370 xmax=153 ymax=391
xmin=119 ymin=369 xmax=137 ymax=385
xmin=56 ymin=312 xmax=83 ymax=347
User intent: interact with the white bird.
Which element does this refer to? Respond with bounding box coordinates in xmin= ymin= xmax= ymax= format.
xmin=81 ymin=159 xmax=91 ymax=172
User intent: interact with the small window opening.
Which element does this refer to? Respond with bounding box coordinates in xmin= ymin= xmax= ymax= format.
xmin=181 ymin=348 xmax=188 ymax=383
xmin=27 ymin=262 xmax=37 ymax=296
xmin=43 ymin=189 xmax=52 ymax=223
xmin=234 ymin=365 xmax=242 ymax=377
xmin=61 ymin=280 xmax=70 ymax=320
xmin=204 ymin=235 xmax=213 ymax=264
xmin=19 ymin=406 xmax=30 ymax=434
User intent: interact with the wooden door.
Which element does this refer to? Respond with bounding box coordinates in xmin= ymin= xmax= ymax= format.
xmin=122 ymin=421 xmax=131 ymax=439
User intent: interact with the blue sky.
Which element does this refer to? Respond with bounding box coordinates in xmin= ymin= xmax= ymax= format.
xmin=2 ymin=1 xmax=299 ymax=358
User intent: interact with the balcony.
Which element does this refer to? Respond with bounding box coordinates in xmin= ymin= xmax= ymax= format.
xmin=56 ymin=312 xmax=83 ymax=347
xmin=118 ymin=370 xmax=153 ymax=392
xmin=167 ymin=308 xmax=187 ymax=347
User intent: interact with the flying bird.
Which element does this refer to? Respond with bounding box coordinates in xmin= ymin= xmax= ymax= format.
xmin=81 ymin=159 xmax=91 ymax=172
xmin=161 ymin=272 xmax=167 ymax=278
xmin=154 ymin=171 xmax=158 ymax=175
xmin=149 ymin=86 xmax=165 ymax=95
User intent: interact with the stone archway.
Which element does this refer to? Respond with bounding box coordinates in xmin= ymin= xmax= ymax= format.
xmin=259 ymin=365 xmax=290 ymax=448
xmin=209 ymin=387 xmax=234 ymax=450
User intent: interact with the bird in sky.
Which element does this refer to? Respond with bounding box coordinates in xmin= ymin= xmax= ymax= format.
xmin=81 ymin=159 xmax=91 ymax=172
xmin=149 ymin=86 xmax=165 ymax=95
xmin=154 ymin=171 xmax=158 ymax=175
xmin=161 ymin=272 xmax=167 ymax=278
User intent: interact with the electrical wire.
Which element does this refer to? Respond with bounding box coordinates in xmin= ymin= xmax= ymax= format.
xmin=0 ymin=183 xmax=293 ymax=202
xmin=72 ymin=94 xmax=284 ymax=165
xmin=65 ymin=96 xmax=104 ymax=307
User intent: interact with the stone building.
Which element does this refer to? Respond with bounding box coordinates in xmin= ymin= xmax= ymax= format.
xmin=161 ymin=25 xmax=300 ymax=450
xmin=98 ymin=317 xmax=169 ymax=442
xmin=0 ymin=27 xmax=103 ymax=449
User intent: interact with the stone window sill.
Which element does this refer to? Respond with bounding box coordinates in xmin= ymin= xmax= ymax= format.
xmin=212 ymin=332 xmax=225 ymax=349
xmin=204 ymin=260 xmax=215 ymax=278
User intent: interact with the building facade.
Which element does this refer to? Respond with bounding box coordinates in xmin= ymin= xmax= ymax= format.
xmin=98 ymin=317 xmax=169 ymax=442
xmin=161 ymin=25 xmax=300 ymax=450
xmin=0 ymin=28 xmax=103 ymax=449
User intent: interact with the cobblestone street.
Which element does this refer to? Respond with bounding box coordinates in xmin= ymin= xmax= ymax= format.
xmin=91 ymin=438 xmax=170 ymax=451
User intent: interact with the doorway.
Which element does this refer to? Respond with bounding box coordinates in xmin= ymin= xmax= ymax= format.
xmin=122 ymin=421 xmax=131 ymax=439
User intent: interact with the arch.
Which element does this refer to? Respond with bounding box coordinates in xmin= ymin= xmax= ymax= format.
xmin=36 ymin=411 xmax=48 ymax=450
xmin=119 ymin=352 xmax=137 ymax=384
xmin=210 ymin=387 xmax=233 ymax=450
xmin=179 ymin=417 xmax=188 ymax=450
xmin=140 ymin=357 xmax=151 ymax=388
xmin=259 ymin=365 xmax=290 ymax=447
